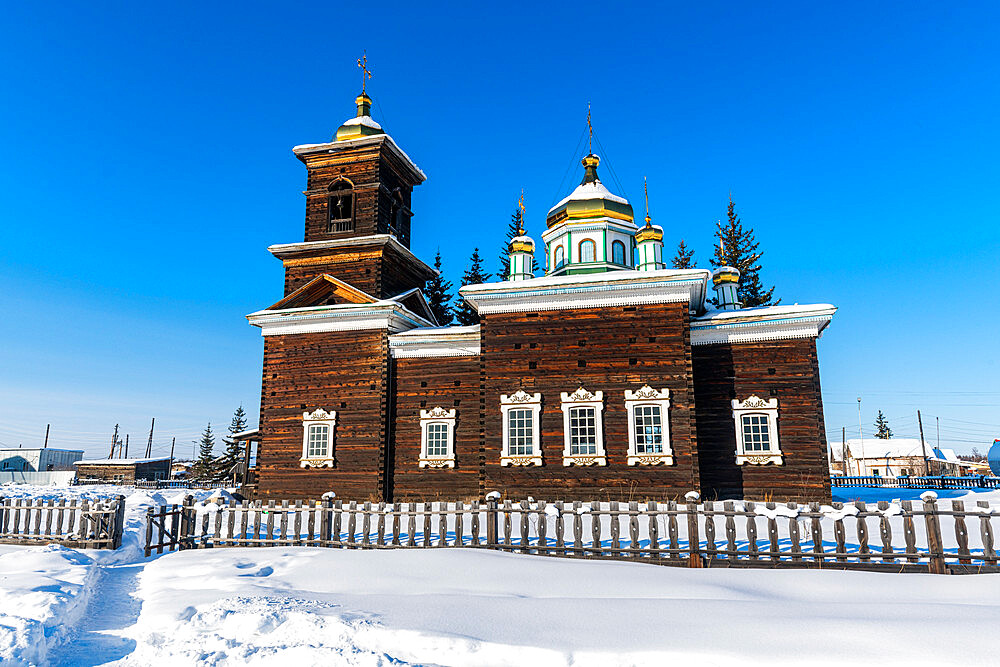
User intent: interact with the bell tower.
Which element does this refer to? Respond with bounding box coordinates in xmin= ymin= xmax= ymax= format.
xmin=271 ymin=83 xmax=435 ymax=299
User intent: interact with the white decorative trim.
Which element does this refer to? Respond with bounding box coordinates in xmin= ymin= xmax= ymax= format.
xmin=248 ymin=302 xmax=433 ymax=337
xmin=458 ymin=268 xmax=709 ymax=316
xmin=268 ymin=235 xmax=436 ymax=278
xmin=419 ymin=407 xmax=457 ymax=468
xmin=389 ymin=325 xmax=481 ymax=359
xmin=293 ymin=134 xmax=427 ymax=183
xmin=559 ymin=388 xmax=606 ymax=466
xmin=624 ymin=386 xmax=674 ymax=466
xmin=300 ymin=409 xmax=337 ymax=468
xmin=731 ymin=396 xmax=783 ymax=465
xmin=500 ymin=390 xmax=542 ymax=467
xmin=691 ymin=304 xmax=836 ymax=345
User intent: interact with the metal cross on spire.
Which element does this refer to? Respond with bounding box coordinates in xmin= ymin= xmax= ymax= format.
xmin=587 ymin=103 xmax=593 ymax=154
xmin=518 ymin=189 xmax=526 ymax=235
xmin=643 ymin=177 xmax=652 ymax=226
xmin=358 ymin=51 xmax=373 ymax=95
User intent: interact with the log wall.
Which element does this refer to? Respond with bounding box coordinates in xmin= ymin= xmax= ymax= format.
xmin=480 ymin=302 xmax=700 ymax=500
xmin=256 ymin=330 xmax=390 ymax=501
xmin=692 ymin=339 xmax=831 ymax=502
xmin=390 ymin=355 xmax=481 ymax=500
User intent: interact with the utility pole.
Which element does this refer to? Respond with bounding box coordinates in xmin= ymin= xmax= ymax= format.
xmin=842 ymin=426 xmax=849 ymax=476
xmin=918 ymin=410 xmax=930 ymax=477
xmin=936 ymin=417 xmax=940 ymax=450
xmin=168 ymin=437 xmax=176 ymax=480
xmin=124 ymin=434 xmax=129 ymax=459
xmin=43 ymin=424 xmax=50 ymax=449
xmin=857 ymin=397 xmax=866 ymax=475
xmin=145 ymin=417 xmax=155 ymax=458
xmin=109 ymin=424 xmax=119 ymax=459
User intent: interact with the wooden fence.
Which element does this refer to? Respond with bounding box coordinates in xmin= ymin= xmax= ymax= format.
xmin=144 ymin=493 xmax=999 ymax=574
xmin=0 ymin=495 xmax=126 ymax=549
xmin=831 ymin=475 xmax=1000 ymax=490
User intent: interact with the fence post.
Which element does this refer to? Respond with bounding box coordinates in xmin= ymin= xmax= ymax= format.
xmin=144 ymin=507 xmax=154 ymax=558
xmin=685 ymin=491 xmax=704 ymax=568
xmin=180 ymin=495 xmax=195 ymax=550
xmin=321 ymin=497 xmax=333 ymax=546
xmin=921 ymin=491 xmax=947 ymax=574
xmin=112 ymin=495 xmax=126 ymax=549
xmin=485 ymin=492 xmax=500 ymax=549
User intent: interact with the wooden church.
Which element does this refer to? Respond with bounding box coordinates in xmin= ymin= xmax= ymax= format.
xmin=246 ymin=84 xmax=837 ymax=503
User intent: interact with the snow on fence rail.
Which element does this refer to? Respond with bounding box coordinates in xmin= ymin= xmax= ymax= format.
xmin=0 ymin=495 xmax=126 ymax=549
xmin=831 ymin=475 xmax=1000 ymax=490
xmin=144 ymin=493 xmax=998 ymax=574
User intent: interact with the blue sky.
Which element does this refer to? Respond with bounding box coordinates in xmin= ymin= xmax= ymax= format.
xmin=1 ymin=2 xmax=998 ymax=459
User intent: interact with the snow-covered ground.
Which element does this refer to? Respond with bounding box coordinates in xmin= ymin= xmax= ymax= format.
xmin=2 ymin=484 xmax=1000 ymax=666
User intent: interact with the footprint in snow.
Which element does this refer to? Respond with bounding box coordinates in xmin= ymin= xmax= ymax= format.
xmin=238 ymin=565 xmax=274 ymax=577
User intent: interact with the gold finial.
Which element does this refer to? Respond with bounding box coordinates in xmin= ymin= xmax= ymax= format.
xmin=358 ymin=51 xmax=373 ymax=95
xmin=643 ymin=177 xmax=652 ymax=227
xmin=719 ymin=239 xmax=725 ymax=262
xmin=587 ymin=103 xmax=593 ymax=154
xmin=517 ymin=189 xmax=526 ymax=235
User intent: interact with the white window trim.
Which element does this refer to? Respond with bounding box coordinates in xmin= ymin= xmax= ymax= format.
xmin=559 ymin=387 xmax=606 ymax=466
xmin=300 ymin=408 xmax=337 ymax=468
xmin=624 ymin=385 xmax=674 ymax=466
xmin=419 ymin=407 xmax=457 ymax=468
xmin=500 ymin=390 xmax=543 ymax=467
xmin=731 ymin=395 xmax=783 ymax=465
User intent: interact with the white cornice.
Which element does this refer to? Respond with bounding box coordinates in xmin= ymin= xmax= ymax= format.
xmin=247 ymin=301 xmax=433 ymax=336
xmin=292 ymin=134 xmax=426 ymax=183
xmin=389 ymin=325 xmax=481 ymax=358
xmin=267 ymin=234 xmax=438 ymax=278
xmin=540 ymin=218 xmax=639 ymax=242
xmin=691 ymin=304 xmax=837 ymax=345
xmin=459 ymin=268 xmax=710 ymax=315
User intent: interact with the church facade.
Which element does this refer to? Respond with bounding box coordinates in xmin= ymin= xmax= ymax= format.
xmin=246 ymin=90 xmax=837 ymax=503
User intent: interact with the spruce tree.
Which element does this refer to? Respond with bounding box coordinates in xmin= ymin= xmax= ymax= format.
xmin=425 ymin=250 xmax=454 ymax=325
xmin=711 ymin=195 xmax=778 ymax=307
xmin=216 ymin=406 xmax=248 ymax=481
xmin=874 ymin=411 xmax=893 ymax=439
xmin=192 ymin=422 xmax=216 ymax=480
xmin=671 ymin=240 xmax=696 ymax=269
xmin=454 ymin=247 xmax=492 ymax=326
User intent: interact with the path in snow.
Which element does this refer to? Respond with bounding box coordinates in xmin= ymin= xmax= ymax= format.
xmin=46 ymin=563 xmax=143 ymax=666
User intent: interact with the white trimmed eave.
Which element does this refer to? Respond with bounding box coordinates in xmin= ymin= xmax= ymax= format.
xmin=247 ymin=300 xmax=435 ymax=336
xmin=459 ymin=268 xmax=710 ymax=315
xmin=389 ymin=325 xmax=481 ymax=358
xmin=292 ymin=133 xmax=426 ymax=183
xmin=268 ymin=234 xmax=438 ymax=277
xmin=691 ymin=304 xmax=837 ymax=346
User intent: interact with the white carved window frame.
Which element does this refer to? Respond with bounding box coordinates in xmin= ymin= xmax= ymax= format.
xmin=559 ymin=387 xmax=606 ymax=466
xmin=500 ymin=390 xmax=543 ymax=467
xmin=419 ymin=407 xmax=457 ymax=469
xmin=301 ymin=408 xmax=337 ymax=468
xmin=731 ymin=395 xmax=783 ymax=465
xmin=624 ymin=385 xmax=674 ymax=466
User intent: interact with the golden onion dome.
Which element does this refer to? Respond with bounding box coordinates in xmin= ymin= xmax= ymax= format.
xmin=545 ymin=154 xmax=634 ymax=228
xmin=712 ymin=266 xmax=741 ymax=286
xmin=335 ymin=93 xmax=386 ymax=142
xmin=509 ymin=235 xmax=535 ymax=253
xmin=635 ymin=223 xmax=663 ymax=243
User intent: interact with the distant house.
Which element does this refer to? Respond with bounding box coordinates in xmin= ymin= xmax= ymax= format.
xmin=0 ymin=448 xmax=83 ymax=472
xmin=74 ymin=457 xmax=171 ymax=483
xmin=829 ymin=439 xmax=977 ymax=477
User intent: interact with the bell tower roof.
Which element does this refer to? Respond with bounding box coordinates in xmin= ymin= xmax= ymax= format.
xmin=335 ymin=93 xmax=386 ymax=142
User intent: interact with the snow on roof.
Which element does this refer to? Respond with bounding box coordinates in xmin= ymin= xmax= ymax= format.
xmin=549 ymin=180 xmax=629 ymax=213
xmin=74 ymin=457 xmax=171 ymax=466
xmin=390 ymin=324 xmax=481 ymax=337
xmin=695 ymin=303 xmax=838 ymax=323
xmin=341 ymin=115 xmax=382 ymax=130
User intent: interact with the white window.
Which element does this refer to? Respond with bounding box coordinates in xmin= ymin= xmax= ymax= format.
xmin=731 ymin=396 xmax=782 ymax=465
xmin=579 ymin=239 xmax=596 ymax=263
xmin=500 ymin=390 xmax=542 ymax=466
xmin=625 ymin=385 xmax=674 ymax=465
xmin=419 ymin=407 xmax=457 ymax=468
xmin=612 ymin=240 xmax=626 ymax=265
xmin=554 ymin=245 xmax=565 ymax=269
xmin=300 ymin=408 xmax=337 ymax=468
xmin=559 ymin=387 xmax=606 ymax=466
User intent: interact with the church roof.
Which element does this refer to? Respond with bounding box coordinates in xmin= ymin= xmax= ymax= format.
xmin=546 ymin=154 xmax=634 ymax=228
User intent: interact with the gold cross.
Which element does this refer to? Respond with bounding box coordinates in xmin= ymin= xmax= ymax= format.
xmin=587 ymin=103 xmax=593 ymax=154
xmin=643 ymin=177 xmax=651 ymax=225
xmin=358 ymin=51 xmax=373 ymax=95
xmin=518 ymin=189 xmax=526 ymax=235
